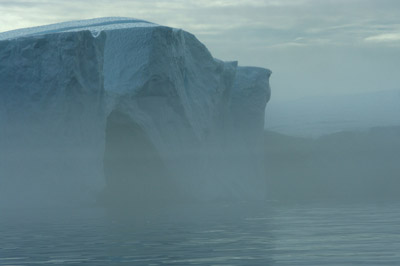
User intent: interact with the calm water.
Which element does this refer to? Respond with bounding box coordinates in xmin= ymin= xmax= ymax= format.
xmin=1 ymin=201 xmax=400 ymax=265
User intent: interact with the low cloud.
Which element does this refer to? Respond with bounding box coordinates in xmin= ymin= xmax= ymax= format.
xmin=365 ymin=33 xmax=400 ymax=43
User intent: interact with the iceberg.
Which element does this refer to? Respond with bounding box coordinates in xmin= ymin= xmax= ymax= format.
xmin=0 ymin=17 xmax=271 ymax=206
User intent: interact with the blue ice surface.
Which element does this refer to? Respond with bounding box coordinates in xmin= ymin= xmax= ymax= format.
xmin=0 ymin=17 xmax=158 ymax=41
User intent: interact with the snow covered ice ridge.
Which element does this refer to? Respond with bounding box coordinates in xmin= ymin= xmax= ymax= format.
xmin=0 ymin=17 xmax=271 ymax=207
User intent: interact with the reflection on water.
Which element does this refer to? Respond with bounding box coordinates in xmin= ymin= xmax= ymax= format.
xmin=1 ymin=201 xmax=400 ymax=265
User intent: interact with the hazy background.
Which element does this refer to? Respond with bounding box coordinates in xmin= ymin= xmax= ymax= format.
xmin=1 ymin=0 xmax=399 ymax=134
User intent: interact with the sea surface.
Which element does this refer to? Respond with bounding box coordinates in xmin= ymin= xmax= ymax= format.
xmin=1 ymin=201 xmax=400 ymax=265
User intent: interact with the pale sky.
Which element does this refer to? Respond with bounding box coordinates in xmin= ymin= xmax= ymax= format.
xmin=1 ymin=0 xmax=400 ymax=101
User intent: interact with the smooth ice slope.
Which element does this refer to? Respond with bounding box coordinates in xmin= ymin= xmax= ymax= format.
xmin=0 ymin=18 xmax=271 ymax=206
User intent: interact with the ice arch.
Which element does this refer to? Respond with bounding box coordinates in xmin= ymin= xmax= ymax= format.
xmin=103 ymin=110 xmax=177 ymax=205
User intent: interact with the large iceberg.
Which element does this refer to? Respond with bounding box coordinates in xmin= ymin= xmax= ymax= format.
xmin=0 ymin=18 xmax=271 ymax=207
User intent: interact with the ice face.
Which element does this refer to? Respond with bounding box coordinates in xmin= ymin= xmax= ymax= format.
xmin=0 ymin=18 xmax=271 ymax=207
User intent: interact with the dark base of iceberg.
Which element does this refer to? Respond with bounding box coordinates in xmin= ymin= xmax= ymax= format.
xmin=101 ymin=110 xmax=180 ymax=206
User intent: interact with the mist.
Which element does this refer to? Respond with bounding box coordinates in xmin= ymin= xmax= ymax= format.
xmin=1 ymin=1 xmax=400 ymax=265
xmin=264 ymin=127 xmax=400 ymax=203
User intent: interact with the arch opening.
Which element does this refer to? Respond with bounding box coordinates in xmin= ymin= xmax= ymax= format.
xmin=102 ymin=110 xmax=176 ymax=207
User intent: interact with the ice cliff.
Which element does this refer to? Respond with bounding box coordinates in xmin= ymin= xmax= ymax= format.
xmin=0 ymin=17 xmax=271 ymax=206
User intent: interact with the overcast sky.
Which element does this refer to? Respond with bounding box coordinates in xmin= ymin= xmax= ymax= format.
xmin=1 ymin=0 xmax=399 ymax=101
